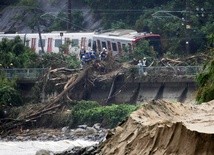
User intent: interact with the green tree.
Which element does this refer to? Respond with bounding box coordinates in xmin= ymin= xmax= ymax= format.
xmin=0 ymin=73 xmax=23 ymax=107
xmin=0 ymin=36 xmax=38 ymax=68
xmin=35 ymin=53 xmax=80 ymax=69
xmin=196 ymin=51 xmax=214 ymax=103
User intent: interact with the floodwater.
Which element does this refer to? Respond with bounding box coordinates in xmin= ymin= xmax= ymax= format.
xmin=0 ymin=140 xmax=97 ymax=155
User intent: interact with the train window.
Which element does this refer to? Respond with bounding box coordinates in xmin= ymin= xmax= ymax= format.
xmin=102 ymin=41 xmax=106 ymax=49
xmin=112 ymin=42 xmax=117 ymax=51
xmin=72 ymin=39 xmax=79 ymax=47
xmin=55 ymin=39 xmax=62 ymax=47
xmin=122 ymin=44 xmax=126 ymax=50
xmin=25 ymin=40 xmax=30 ymax=47
xmin=93 ymin=41 xmax=97 ymax=52
xmin=88 ymin=39 xmax=91 ymax=47
xmin=38 ymin=39 xmax=45 ymax=47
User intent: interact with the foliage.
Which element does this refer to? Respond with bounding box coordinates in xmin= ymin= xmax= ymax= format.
xmin=0 ymin=73 xmax=23 ymax=107
xmin=34 ymin=52 xmax=80 ymax=69
xmin=0 ymin=0 xmax=20 ymax=6
xmin=43 ymin=11 xmax=84 ymax=32
xmin=196 ymin=55 xmax=214 ymax=103
xmin=18 ymin=0 xmax=38 ymax=7
xmin=120 ymin=40 xmax=156 ymax=62
xmin=71 ymin=101 xmax=137 ymax=128
xmin=81 ymin=0 xmax=213 ymax=57
xmin=0 ymin=36 xmax=38 ymax=68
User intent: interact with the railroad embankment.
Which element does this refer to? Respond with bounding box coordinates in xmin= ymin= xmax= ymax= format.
xmin=97 ymin=100 xmax=214 ymax=155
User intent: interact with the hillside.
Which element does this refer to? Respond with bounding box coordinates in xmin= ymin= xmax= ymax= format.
xmin=0 ymin=0 xmax=101 ymax=33
xmin=97 ymin=100 xmax=214 ymax=155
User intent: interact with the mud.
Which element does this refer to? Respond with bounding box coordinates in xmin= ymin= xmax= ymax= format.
xmin=98 ymin=100 xmax=214 ymax=155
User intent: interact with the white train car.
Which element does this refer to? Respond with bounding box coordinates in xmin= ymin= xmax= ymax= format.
xmin=0 ymin=29 xmax=161 ymax=57
xmin=92 ymin=29 xmax=161 ymax=56
xmin=0 ymin=31 xmax=94 ymax=55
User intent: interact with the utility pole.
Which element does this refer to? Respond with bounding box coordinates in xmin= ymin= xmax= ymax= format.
xmin=67 ymin=0 xmax=72 ymax=31
xmin=36 ymin=15 xmax=45 ymax=54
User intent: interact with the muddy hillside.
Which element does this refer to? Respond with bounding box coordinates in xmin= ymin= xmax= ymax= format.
xmin=98 ymin=100 xmax=214 ymax=155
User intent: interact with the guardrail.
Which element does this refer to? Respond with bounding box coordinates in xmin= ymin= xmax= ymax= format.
xmin=0 ymin=68 xmax=48 ymax=80
xmin=132 ymin=66 xmax=202 ymax=76
xmin=0 ymin=66 xmax=202 ymax=81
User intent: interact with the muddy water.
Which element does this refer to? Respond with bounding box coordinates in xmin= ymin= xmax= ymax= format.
xmin=0 ymin=140 xmax=97 ymax=155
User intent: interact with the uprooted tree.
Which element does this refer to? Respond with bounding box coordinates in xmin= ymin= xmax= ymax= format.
xmin=0 ymin=49 xmax=212 ymax=134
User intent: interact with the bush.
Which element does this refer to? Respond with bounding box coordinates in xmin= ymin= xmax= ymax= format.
xmin=0 ymin=73 xmax=23 ymax=107
xmin=196 ymin=58 xmax=214 ymax=103
xmin=71 ymin=101 xmax=137 ymax=128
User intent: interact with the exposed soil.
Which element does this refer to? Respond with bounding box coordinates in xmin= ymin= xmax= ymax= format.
xmin=97 ymin=100 xmax=214 ymax=155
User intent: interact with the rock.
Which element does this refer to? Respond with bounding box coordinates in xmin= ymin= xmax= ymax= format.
xmin=77 ymin=125 xmax=88 ymax=129
xmin=16 ymin=136 xmax=24 ymax=141
xmin=85 ymin=127 xmax=97 ymax=135
xmin=35 ymin=149 xmax=54 ymax=155
xmin=61 ymin=126 xmax=69 ymax=133
xmin=72 ymin=128 xmax=86 ymax=137
xmin=93 ymin=123 xmax=101 ymax=130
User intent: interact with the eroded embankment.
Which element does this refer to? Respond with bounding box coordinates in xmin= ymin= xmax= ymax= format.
xmin=98 ymin=100 xmax=214 ymax=155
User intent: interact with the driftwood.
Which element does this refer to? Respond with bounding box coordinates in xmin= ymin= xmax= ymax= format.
xmin=0 ymin=66 xmax=92 ymax=134
xmin=1 ymin=52 xmax=207 ymax=134
xmin=160 ymin=53 xmax=211 ymax=66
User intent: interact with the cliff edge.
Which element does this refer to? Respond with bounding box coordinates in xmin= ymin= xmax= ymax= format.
xmin=98 ymin=100 xmax=214 ymax=155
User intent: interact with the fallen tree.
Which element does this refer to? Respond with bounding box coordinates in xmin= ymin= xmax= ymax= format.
xmin=0 ymin=60 xmax=123 ymax=134
xmin=0 ymin=52 xmax=211 ymax=134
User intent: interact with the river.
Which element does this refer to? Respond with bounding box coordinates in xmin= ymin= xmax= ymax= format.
xmin=0 ymin=140 xmax=98 ymax=155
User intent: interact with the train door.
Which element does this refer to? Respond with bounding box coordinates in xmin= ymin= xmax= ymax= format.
xmin=80 ymin=37 xmax=86 ymax=49
xmin=31 ymin=38 xmax=36 ymax=52
xmin=47 ymin=38 xmax=52 ymax=53
xmin=64 ymin=37 xmax=70 ymax=54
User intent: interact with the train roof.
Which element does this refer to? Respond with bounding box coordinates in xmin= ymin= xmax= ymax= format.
xmin=93 ymin=29 xmax=160 ymax=40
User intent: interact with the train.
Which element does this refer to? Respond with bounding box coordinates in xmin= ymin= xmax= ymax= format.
xmin=0 ymin=29 xmax=161 ymax=57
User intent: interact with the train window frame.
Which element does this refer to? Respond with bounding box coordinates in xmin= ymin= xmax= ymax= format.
xmin=38 ymin=39 xmax=45 ymax=47
xmin=112 ymin=42 xmax=117 ymax=51
xmin=55 ymin=39 xmax=62 ymax=47
xmin=71 ymin=39 xmax=79 ymax=47
xmin=25 ymin=39 xmax=30 ymax=47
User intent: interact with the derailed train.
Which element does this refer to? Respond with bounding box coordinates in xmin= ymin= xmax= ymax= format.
xmin=0 ymin=29 xmax=161 ymax=57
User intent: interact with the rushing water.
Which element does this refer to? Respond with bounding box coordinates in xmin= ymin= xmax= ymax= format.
xmin=0 ymin=140 xmax=98 ymax=155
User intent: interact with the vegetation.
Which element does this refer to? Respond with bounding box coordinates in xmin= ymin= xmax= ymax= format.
xmin=71 ymin=101 xmax=137 ymax=128
xmin=0 ymin=36 xmax=38 ymax=68
xmin=0 ymin=0 xmax=214 ymax=129
xmin=81 ymin=0 xmax=213 ymax=56
xmin=196 ymin=50 xmax=214 ymax=103
xmin=0 ymin=73 xmax=22 ymax=107
xmin=34 ymin=52 xmax=80 ymax=69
